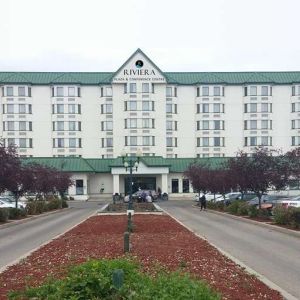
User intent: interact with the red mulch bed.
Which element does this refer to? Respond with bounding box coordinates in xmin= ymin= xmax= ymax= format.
xmin=0 ymin=214 xmax=283 ymax=300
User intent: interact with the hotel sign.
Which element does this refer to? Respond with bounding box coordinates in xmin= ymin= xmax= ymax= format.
xmin=112 ymin=59 xmax=166 ymax=83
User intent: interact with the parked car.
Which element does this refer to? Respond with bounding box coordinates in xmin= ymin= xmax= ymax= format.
xmin=279 ymin=195 xmax=300 ymax=208
xmin=0 ymin=197 xmax=27 ymax=209
xmin=124 ymin=190 xmax=158 ymax=203
xmin=194 ymin=193 xmax=222 ymax=202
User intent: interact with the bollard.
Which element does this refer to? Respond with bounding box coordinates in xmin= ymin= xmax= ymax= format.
xmin=124 ymin=231 xmax=130 ymax=253
xmin=112 ymin=269 xmax=124 ymax=290
xmin=127 ymin=217 xmax=132 ymax=233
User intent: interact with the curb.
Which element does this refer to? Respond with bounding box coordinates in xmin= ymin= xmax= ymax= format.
xmin=0 ymin=208 xmax=72 ymax=230
xmin=0 ymin=209 xmax=97 ymax=274
xmin=204 ymin=208 xmax=300 ymax=239
xmin=158 ymin=204 xmax=298 ymax=300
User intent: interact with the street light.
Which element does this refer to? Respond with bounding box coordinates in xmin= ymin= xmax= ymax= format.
xmin=121 ymin=149 xmax=142 ymax=210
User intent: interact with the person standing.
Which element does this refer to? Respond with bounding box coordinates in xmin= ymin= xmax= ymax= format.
xmin=200 ymin=194 xmax=207 ymax=211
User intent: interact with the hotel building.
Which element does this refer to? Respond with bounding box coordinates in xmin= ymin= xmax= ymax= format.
xmin=1 ymin=49 xmax=300 ymax=199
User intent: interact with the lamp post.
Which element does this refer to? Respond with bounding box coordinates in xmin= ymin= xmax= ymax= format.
xmin=121 ymin=149 xmax=142 ymax=210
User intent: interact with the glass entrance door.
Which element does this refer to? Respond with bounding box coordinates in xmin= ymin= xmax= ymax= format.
xmin=124 ymin=177 xmax=156 ymax=195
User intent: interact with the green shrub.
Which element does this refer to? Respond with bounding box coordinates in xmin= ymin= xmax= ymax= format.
xmin=237 ymin=202 xmax=249 ymax=216
xmin=248 ymin=205 xmax=258 ymax=218
xmin=26 ymin=200 xmax=47 ymax=215
xmin=0 ymin=208 xmax=9 ymax=222
xmin=47 ymin=199 xmax=61 ymax=210
xmin=273 ymin=206 xmax=290 ymax=225
xmin=290 ymin=208 xmax=300 ymax=228
xmin=225 ymin=200 xmax=244 ymax=215
xmin=62 ymin=199 xmax=68 ymax=208
xmin=8 ymin=208 xmax=27 ymax=220
xmin=9 ymin=259 xmax=220 ymax=300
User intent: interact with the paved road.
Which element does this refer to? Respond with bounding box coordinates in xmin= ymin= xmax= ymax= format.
xmin=159 ymin=200 xmax=300 ymax=300
xmin=0 ymin=201 xmax=104 ymax=271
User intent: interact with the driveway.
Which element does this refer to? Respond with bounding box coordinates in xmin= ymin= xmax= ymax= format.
xmin=0 ymin=200 xmax=104 ymax=271
xmin=159 ymin=200 xmax=300 ymax=299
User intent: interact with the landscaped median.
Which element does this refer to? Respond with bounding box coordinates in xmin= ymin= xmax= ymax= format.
xmin=0 ymin=213 xmax=283 ymax=300
xmin=206 ymin=200 xmax=300 ymax=230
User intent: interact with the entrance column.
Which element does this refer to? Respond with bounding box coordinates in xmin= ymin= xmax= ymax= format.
xmin=113 ymin=174 xmax=120 ymax=194
xmin=161 ymin=174 xmax=168 ymax=194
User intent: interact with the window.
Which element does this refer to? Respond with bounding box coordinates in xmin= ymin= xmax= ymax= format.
xmin=214 ymin=120 xmax=221 ymax=130
xmin=57 ymin=87 xmax=64 ymax=97
xmin=19 ymin=121 xmax=26 ymax=131
xmin=214 ymin=137 xmax=221 ymax=147
xmin=19 ymin=138 xmax=27 ymax=148
xmin=213 ymin=103 xmax=221 ymax=113
xmin=129 ymin=136 xmax=137 ymax=146
xmin=142 ymin=118 xmax=150 ymax=128
xmin=202 ymin=137 xmax=209 ymax=147
xmin=68 ymin=104 xmax=76 ymax=114
xmin=250 ymin=103 xmax=257 ymax=113
xmin=101 ymin=121 xmax=113 ymax=131
xmin=166 ymin=87 xmax=172 ymax=97
xmin=261 ymin=103 xmax=269 ymax=113
xmin=6 ymin=87 xmax=13 ymax=96
xmin=250 ymin=86 xmax=257 ymax=96
xmin=214 ymin=86 xmax=220 ymax=96
xmin=250 ymin=120 xmax=257 ymax=130
xmin=128 ymin=101 xmax=137 ymax=111
xmin=203 ymin=120 xmax=209 ymax=130
xmin=18 ymin=87 xmax=26 ymax=96
xmin=197 ymin=87 xmax=200 ymax=97
xmin=166 ymin=121 xmax=172 ymax=130
xmin=101 ymin=104 xmax=113 ymax=114
xmin=57 ymin=138 xmax=64 ymax=148
xmin=202 ymin=103 xmax=209 ymax=113
xmin=68 ymin=87 xmax=75 ymax=97
xmin=250 ymin=137 xmax=257 ymax=146
xmin=182 ymin=179 xmax=190 ymax=193
xmin=129 ymin=83 xmax=136 ymax=93
xmin=261 ymin=136 xmax=269 ymax=146
xmin=7 ymin=138 xmax=15 ymax=146
xmin=261 ymin=120 xmax=269 ymax=129
xmin=7 ymin=121 xmax=14 ymax=131
xmin=107 ymin=138 xmax=113 ymax=147
xmin=166 ymin=137 xmax=173 ymax=147
xmin=172 ymin=179 xmax=179 ymax=193
xmin=261 ymin=86 xmax=268 ymax=96
xmin=166 ymin=103 xmax=172 ymax=113
xmin=106 ymin=87 xmax=112 ymax=96
xmin=57 ymin=104 xmax=64 ymax=114
xmin=19 ymin=104 xmax=26 ymax=114
xmin=127 ymin=119 xmax=137 ymax=128
xmin=69 ymin=138 xmax=76 ymax=148
xmin=142 ymin=101 xmax=150 ymax=111
xmin=143 ymin=136 xmax=150 ymax=146
xmin=124 ymin=84 xmax=127 ymax=94
xmin=57 ymin=121 xmax=64 ymax=131
xmin=202 ymin=86 xmax=209 ymax=96
xmin=142 ymin=83 xmax=149 ymax=93
xmin=7 ymin=104 xmax=14 ymax=114
xmin=69 ymin=121 xmax=76 ymax=131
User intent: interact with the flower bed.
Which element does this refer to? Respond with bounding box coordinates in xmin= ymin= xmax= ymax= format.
xmin=0 ymin=214 xmax=283 ymax=300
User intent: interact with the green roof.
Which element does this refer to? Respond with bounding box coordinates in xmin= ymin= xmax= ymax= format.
xmin=22 ymin=157 xmax=95 ymax=172
xmin=1 ymin=71 xmax=300 ymax=85
xmin=20 ymin=157 xmax=228 ymax=173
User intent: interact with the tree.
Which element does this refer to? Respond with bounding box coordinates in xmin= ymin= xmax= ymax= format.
xmin=228 ymin=147 xmax=290 ymax=209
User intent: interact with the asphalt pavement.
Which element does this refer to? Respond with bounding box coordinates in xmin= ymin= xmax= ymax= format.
xmin=159 ymin=200 xmax=300 ymax=300
xmin=0 ymin=200 xmax=103 ymax=271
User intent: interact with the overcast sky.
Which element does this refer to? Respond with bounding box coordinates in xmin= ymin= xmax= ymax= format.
xmin=1 ymin=0 xmax=300 ymax=72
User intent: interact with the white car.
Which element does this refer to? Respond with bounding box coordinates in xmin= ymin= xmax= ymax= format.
xmin=0 ymin=197 xmax=26 ymax=209
xmin=194 ymin=193 xmax=222 ymax=202
xmin=279 ymin=196 xmax=300 ymax=208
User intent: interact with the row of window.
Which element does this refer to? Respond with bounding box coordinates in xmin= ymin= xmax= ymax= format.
xmin=3 ymin=121 xmax=32 ymax=131
xmin=197 ymin=137 xmax=225 ymax=147
xmin=244 ymin=103 xmax=272 ymax=113
xmin=196 ymin=120 xmax=225 ymax=130
xmin=124 ymin=101 xmax=155 ymax=111
xmin=52 ymin=104 xmax=81 ymax=114
xmin=53 ymin=138 xmax=82 ymax=148
xmin=244 ymin=136 xmax=272 ymax=146
xmin=125 ymin=136 xmax=156 ymax=146
xmin=4 ymin=138 xmax=33 ymax=148
xmin=244 ymin=86 xmax=272 ymax=96
xmin=53 ymin=121 xmax=81 ymax=131
xmin=125 ymin=118 xmax=155 ymax=129
xmin=2 ymin=104 xmax=32 ymax=114
xmin=196 ymin=86 xmax=224 ymax=97
xmin=2 ymin=86 xmax=31 ymax=97
xmin=244 ymin=120 xmax=272 ymax=130
xmin=196 ymin=103 xmax=225 ymax=114
xmin=52 ymin=86 xmax=81 ymax=97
